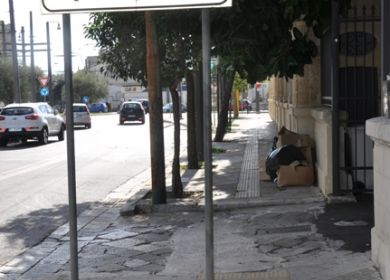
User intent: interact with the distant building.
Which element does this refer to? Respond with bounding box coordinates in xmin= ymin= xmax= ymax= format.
xmin=84 ymin=55 xmax=188 ymax=110
xmin=85 ymin=56 xmax=148 ymax=110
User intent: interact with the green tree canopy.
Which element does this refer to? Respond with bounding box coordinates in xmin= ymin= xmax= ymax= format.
xmin=210 ymin=0 xmax=330 ymax=83
xmin=71 ymin=70 xmax=108 ymax=103
xmin=85 ymin=0 xmax=332 ymax=86
xmin=0 ymin=58 xmax=44 ymax=104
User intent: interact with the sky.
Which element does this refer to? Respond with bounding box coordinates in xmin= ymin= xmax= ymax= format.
xmin=1 ymin=0 xmax=99 ymax=74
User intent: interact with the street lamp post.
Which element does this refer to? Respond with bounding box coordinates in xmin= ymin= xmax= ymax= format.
xmin=20 ymin=26 xmax=26 ymax=67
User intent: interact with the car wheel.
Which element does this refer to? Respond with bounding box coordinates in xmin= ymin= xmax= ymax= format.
xmin=119 ymin=120 xmax=124 ymax=125
xmin=0 ymin=138 xmax=8 ymax=147
xmin=38 ymin=128 xmax=49 ymax=145
xmin=86 ymin=123 xmax=91 ymax=129
xmin=58 ymin=125 xmax=65 ymax=141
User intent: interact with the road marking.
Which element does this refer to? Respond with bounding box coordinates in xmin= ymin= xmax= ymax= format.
xmin=0 ymin=158 xmax=65 ymax=182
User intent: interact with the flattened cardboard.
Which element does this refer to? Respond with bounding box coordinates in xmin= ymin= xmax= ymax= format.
xmin=259 ymin=159 xmax=271 ymax=181
xmin=277 ymin=126 xmax=314 ymax=148
xmin=277 ymin=164 xmax=315 ymax=187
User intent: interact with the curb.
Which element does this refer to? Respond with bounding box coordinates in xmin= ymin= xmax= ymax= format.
xmin=131 ymin=194 xmax=326 ymax=214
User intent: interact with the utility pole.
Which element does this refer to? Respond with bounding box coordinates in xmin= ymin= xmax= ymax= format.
xmin=21 ymin=26 xmax=26 ymax=67
xmin=30 ymin=11 xmax=36 ymax=102
xmin=8 ymin=0 xmax=21 ymax=103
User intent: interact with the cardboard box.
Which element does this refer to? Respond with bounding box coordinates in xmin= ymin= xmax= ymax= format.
xmin=274 ymin=147 xmax=315 ymax=187
xmin=277 ymin=162 xmax=315 ymax=187
xmin=277 ymin=126 xmax=314 ymax=148
xmin=259 ymin=159 xmax=271 ymax=181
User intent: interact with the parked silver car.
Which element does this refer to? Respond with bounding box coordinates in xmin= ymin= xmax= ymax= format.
xmin=0 ymin=102 xmax=65 ymax=146
xmin=63 ymin=103 xmax=91 ymax=129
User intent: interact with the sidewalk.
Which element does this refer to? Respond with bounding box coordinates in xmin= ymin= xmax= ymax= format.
xmin=0 ymin=112 xmax=382 ymax=280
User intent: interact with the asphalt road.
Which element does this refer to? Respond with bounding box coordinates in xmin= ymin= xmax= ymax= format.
xmin=0 ymin=112 xmax=179 ymax=265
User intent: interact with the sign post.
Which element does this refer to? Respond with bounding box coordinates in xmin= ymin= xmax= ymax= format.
xmin=41 ymin=2 xmax=232 ymax=280
xmin=38 ymin=76 xmax=50 ymax=88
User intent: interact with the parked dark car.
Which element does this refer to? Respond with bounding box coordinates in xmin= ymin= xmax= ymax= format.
xmin=89 ymin=102 xmax=108 ymax=113
xmin=119 ymin=101 xmax=145 ymax=125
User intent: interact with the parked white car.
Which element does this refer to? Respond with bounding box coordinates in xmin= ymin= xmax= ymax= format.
xmin=0 ymin=102 xmax=65 ymax=146
xmin=63 ymin=103 xmax=91 ymax=129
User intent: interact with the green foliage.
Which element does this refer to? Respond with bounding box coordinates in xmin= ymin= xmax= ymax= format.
xmin=0 ymin=59 xmax=14 ymax=104
xmin=211 ymin=0 xmax=330 ymax=82
xmin=0 ymin=58 xmax=44 ymax=104
xmin=84 ymin=1 xmax=332 ymax=85
xmin=85 ymin=10 xmax=201 ymax=87
xmin=233 ymin=73 xmax=248 ymax=93
xmin=212 ymin=147 xmax=226 ymax=154
xmin=72 ymin=70 xmax=108 ymax=103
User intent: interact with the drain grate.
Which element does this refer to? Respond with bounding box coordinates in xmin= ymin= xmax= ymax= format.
xmin=198 ymin=270 xmax=290 ymax=280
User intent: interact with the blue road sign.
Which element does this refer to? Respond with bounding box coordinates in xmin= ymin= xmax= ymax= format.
xmin=82 ymin=96 xmax=89 ymax=103
xmin=40 ymin=87 xmax=49 ymax=97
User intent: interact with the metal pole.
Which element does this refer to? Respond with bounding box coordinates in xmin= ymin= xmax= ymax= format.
xmin=331 ymin=0 xmax=340 ymax=195
xmin=202 ymin=9 xmax=214 ymax=280
xmin=63 ymin=13 xmax=79 ymax=280
xmin=8 ymin=0 xmax=21 ymax=103
xmin=255 ymin=88 xmax=260 ymax=113
xmin=21 ymin=27 xmax=26 ymax=67
xmin=30 ymin=11 xmax=36 ymax=102
xmin=382 ymin=0 xmax=390 ymax=81
xmin=46 ymin=22 xmax=53 ymax=105
xmin=1 ymin=21 xmax=6 ymax=57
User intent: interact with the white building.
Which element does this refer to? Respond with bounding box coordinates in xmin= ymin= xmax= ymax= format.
xmin=85 ymin=56 xmax=148 ymax=110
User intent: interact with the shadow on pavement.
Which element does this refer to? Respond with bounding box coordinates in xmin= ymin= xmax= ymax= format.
xmin=0 ymin=202 xmax=94 ymax=260
xmin=315 ymin=193 xmax=374 ymax=252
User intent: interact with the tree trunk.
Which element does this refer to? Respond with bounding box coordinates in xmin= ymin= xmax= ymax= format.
xmin=214 ymin=71 xmax=235 ymax=142
xmin=145 ymin=11 xmax=166 ymax=204
xmin=186 ymin=71 xmax=199 ymax=169
xmin=169 ymin=82 xmax=183 ymax=198
xmin=233 ymin=89 xmax=239 ymax=118
xmin=194 ymin=69 xmax=204 ymax=161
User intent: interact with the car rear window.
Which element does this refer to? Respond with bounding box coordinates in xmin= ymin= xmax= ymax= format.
xmin=1 ymin=107 xmax=34 ymax=116
xmin=73 ymin=106 xmax=88 ymax=112
xmin=123 ymin=103 xmax=140 ymax=109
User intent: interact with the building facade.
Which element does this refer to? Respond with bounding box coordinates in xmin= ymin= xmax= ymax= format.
xmin=268 ymin=1 xmax=390 ymax=278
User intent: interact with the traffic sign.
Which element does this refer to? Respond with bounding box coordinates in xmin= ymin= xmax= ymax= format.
xmin=38 ymin=76 xmax=50 ymax=87
xmin=40 ymin=87 xmax=49 ymax=97
xmin=41 ymin=0 xmax=232 ymax=13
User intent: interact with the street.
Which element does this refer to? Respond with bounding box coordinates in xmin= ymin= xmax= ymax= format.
xmin=0 ymin=112 xmax=180 ymax=265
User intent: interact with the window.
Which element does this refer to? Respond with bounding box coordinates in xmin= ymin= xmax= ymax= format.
xmin=1 ymin=107 xmax=34 ymax=116
xmin=39 ymin=105 xmax=48 ymax=114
